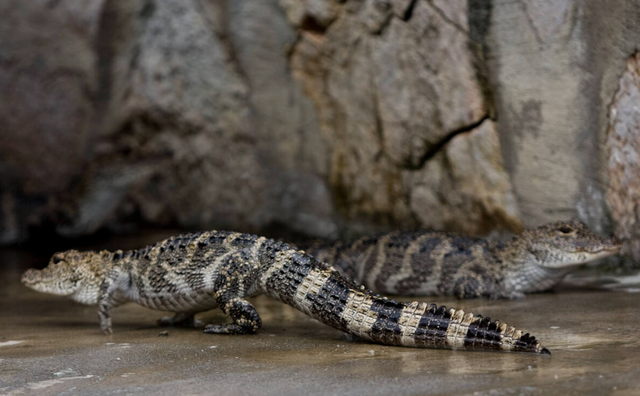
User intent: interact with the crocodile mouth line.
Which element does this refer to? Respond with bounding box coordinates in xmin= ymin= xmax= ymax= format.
xmin=571 ymin=248 xmax=620 ymax=259
xmin=590 ymin=247 xmax=620 ymax=254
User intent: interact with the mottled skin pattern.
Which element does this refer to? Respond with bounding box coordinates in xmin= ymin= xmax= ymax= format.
xmin=22 ymin=231 xmax=549 ymax=354
xmin=305 ymin=221 xmax=621 ymax=299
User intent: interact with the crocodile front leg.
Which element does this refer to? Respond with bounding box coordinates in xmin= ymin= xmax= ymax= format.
xmin=98 ymin=268 xmax=126 ymax=335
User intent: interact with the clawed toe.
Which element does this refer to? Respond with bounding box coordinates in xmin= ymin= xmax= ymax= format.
xmin=203 ymin=324 xmax=227 ymax=334
xmin=203 ymin=323 xmax=254 ymax=335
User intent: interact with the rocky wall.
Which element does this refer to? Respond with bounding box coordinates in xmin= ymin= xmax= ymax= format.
xmin=607 ymin=53 xmax=640 ymax=265
xmin=285 ymin=0 xmax=521 ymax=236
xmin=1 ymin=0 xmax=640 ymax=268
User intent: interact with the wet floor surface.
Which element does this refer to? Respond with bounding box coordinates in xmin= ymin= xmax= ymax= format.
xmin=1 ymin=235 xmax=639 ymax=395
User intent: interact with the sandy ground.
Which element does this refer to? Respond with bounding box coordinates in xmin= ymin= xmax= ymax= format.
xmin=1 ymin=236 xmax=639 ymax=396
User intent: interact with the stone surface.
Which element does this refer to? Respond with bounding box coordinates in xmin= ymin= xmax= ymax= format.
xmin=0 ymin=0 xmax=105 ymax=243
xmin=607 ymin=52 xmax=640 ymax=264
xmin=0 ymin=1 xmax=104 ymax=196
xmin=0 ymin=0 xmax=336 ymax=243
xmin=2 ymin=0 xmax=640 ymax=256
xmin=487 ymin=0 xmax=588 ymax=228
xmin=279 ymin=0 xmax=340 ymax=28
xmin=486 ymin=0 xmax=640 ymax=235
xmin=92 ymin=0 xmax=265 ymax=233
xmin=225 ymin=0 xmax=336 ymax=238
xmin=372 ymin=3 xmax=487 ymax=168
xmin=406 ymin=120 xmax=521 ymax=235
xmin=288 ymin=0 xmax=515 ymax=236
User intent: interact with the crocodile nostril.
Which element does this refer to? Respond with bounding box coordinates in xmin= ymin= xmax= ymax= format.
xmin=21 ymin=269 xmax=37 ymax=284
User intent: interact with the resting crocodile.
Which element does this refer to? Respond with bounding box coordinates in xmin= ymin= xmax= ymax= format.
xmin=304 ymin=220 xmax=620 ymax=299
xmin=22 ymin=231 xmax=549 ymax=354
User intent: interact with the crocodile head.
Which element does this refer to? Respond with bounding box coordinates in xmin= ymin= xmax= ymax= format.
xmin=22 ymin=250 xmax=111 ymax=304
xmin=518 ymin=220 xmax=621 ymax=269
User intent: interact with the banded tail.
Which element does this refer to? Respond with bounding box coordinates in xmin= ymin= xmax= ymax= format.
xmin=258 ymin=246 xmax=550 ymax=354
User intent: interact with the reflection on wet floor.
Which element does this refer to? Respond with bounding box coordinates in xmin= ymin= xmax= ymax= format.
xmin=1 ymin=241 xmax=640 ymax=395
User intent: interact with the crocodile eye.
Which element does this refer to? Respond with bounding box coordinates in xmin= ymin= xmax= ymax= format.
xmin=557 ymin=226 xmax=575 ymax=235
xmin=53 ymin=255 xmax=63 ymax=264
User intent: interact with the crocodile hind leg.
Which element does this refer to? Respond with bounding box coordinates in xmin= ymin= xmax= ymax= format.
xmin=453 ymin=276 xmax=526 ymax=299
xmin=157 ymin=312 xmax=202 ymax=328
xmin=453 ymin=276 xmax=485 ymax=299
xmin=203 ymin=297 xmax=262 ymax=334
xmin=203 ymin=249 xmax=262 ymax=335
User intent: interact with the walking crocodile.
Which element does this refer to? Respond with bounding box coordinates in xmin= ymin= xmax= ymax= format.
xmin=22 ymin=231 xmax=549 ymax=354
xmin=304 ymin=220 xmax=620 ymax=299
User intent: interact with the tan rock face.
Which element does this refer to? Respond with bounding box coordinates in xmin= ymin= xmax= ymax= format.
xmin=280 ymin=0 xmax=340 ymax=28
xmin=5 ymin=0 xmax=637 ymax=253
xmin=407 ymin=120 xmax=521 ymax=235
xmin=118 ymin=1 xmax=263 ymax=230
xmin=0 ymin=0 xmax=336 ymax=243
xmin=287 ymin=0 xmax=519 ymax=235
xmin=0 ymin=0 xmax=519 ymax=243
xmin=0 ymin=1 xmax=104 ymax=196
xmin=606 ymin=52 xmax=640 ymax=262
xmin=50 ymin=0 xmax=269 ymax=236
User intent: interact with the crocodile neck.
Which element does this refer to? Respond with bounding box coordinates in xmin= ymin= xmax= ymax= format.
xmin=494 ymin=240 xmax=570 ymax=293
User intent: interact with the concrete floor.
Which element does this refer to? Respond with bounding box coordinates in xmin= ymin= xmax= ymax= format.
xmin=1 ymin=235 xmax=640 ymax=395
